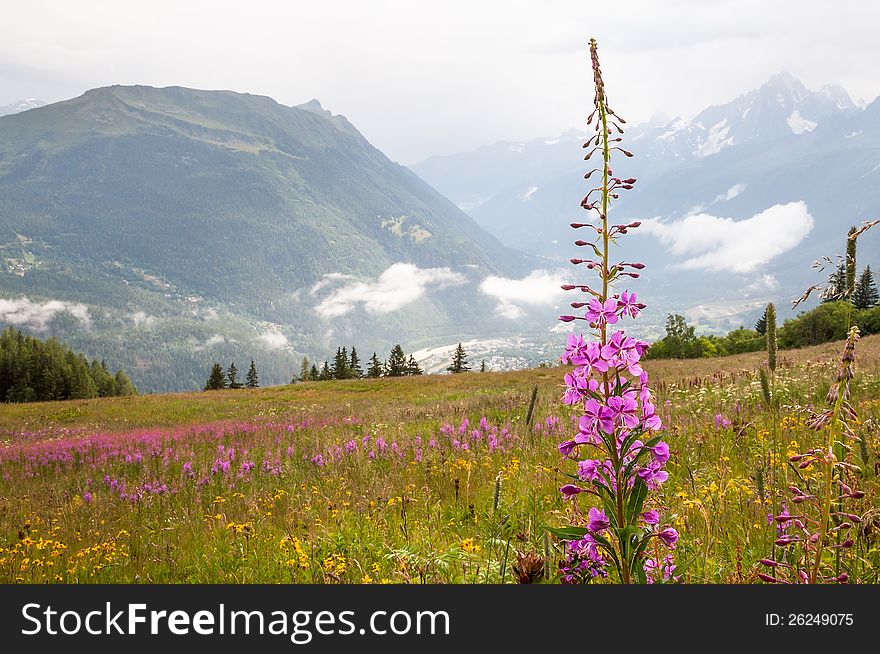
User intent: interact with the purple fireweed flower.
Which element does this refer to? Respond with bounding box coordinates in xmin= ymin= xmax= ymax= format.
xmin=588 ymin=507 xmax=610 ymax=533
xmin=641 ymin=510 xmax=660 ymax=525
xmin=585 ymin=297 xmax=620 ymax=326
xmin=556 ymin=39 xmax=673 ymax=584
xmin=561 ymin=333 xmax=589 ymax=365
xmin=558 ymin=440 xmax=578 ymax=456
xmin=652 ymin=442 xmax=670 ymax=465
xmin=577 ymin=459 xmax=605 ymax=482
xmin=714 ymin=414 xmax=732 ymax=429
xmin=560 ymin=484 xmax=584 ymax=499
xmin=83 ymin=491 xmax=93 ymax=504
xmin=657 ymin=527 xmax=679 ymax=548
xmin=617 ymin=290 xmax=641 ymax=319
xmin=607 ymin=394 xmax=640 ymax=430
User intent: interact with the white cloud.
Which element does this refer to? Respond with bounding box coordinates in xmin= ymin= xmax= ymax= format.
xmin=309 ymin=273 xmax=355 ymax=297
xmin=129 ymin=310 xmax=157 ymax=328
xmin=640 ymin=201 xmax=814 ymax=273
xmin=191 ymin=333 xmax=229 ymax=351
xmin=313 ymin=263 xmax=466 ymax=319
xmin=258 ymin=330 xmax=289 ymax=349
xmin=0 ymin=297 xmax=91 ymax=331
xmin=479 ymin=269 xmax=568 ymax=319
xmin=713 ymin=184 xmax=746 ymax=203
xmin=745 ymin=274 xmax=781 ymax=294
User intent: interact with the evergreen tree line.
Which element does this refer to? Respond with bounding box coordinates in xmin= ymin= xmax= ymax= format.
xmin=824 ymin=263 xmax=879 ymax=310
xmin=204 ymin=360 xmax=260 ymax=390
xmin=294 ymin=345 xmax=423 ymax=382
xmin=0 ymin=327 xmax=137 ymax=402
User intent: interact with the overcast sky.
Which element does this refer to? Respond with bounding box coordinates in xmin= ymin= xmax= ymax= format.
xmin=2 ymin=0 xmax=878 ymax=163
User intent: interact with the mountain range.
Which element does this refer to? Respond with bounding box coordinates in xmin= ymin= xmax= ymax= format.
xmin=412 ymin=72 xmax=880 ymax=329
xmin=0 ymin=86 xmax=534 ymax=391
xmin=1 ymin=73 xmax=878 ymax=392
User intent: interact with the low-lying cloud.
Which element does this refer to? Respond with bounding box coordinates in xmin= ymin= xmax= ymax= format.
xmin=640 ymin=201 xmax=814 ymax=273
xmin=0 ymin=297 xmax=91 ymax=331
xmin=479 ymin=269 xmax=568 ymax=319
xmin=259 ymin=330 xmax=289 ymax=349
xmin=314 ymin=263 xmax=466 ymax=319
xmin=129 ymin=310 xmax=157 ymax=328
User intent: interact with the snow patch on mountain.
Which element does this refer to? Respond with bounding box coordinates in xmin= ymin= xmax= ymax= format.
xmin=787 ymin=110 xmax=817 ymax=134
xmin=520 ymin=186 xmax=538 ymax=201
xmin=696 ymin=120 xmax=734 ymax=157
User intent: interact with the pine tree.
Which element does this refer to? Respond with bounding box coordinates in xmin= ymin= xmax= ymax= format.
xmin=331 ymin=347 xmax=350 ymax=380
xmin=385 ymin=345 xmax=408 ymax=377
xmin=447 ymin=343 xmax=470 ymax=374
xmin=309 ymin=364 xmax=320 ymax=381
xmin=204 ymin=363 xmax=226 ymax=390
xmin=406 ymin=354 xmax=423 ymax=376
xmin=299 ymin=357 xmax=310 ymax=382
xmin=349 ymin=347 xmax=364 ymax=378
xmin=755 ymin=308 xmax=767 ymax=335
xmin=227 ymin=361 xmax=243 ymax=389
xmin=824 ymin=262 xmax=846 ymax=302
xmin=319 ymin=361 xmax=332 ymax=381
xmin=367 ymin=352 xmax=383 ymax=378
xmin=480 ymin=359 xmax=487 ymax=372
xmin=853 ymin=266 xmax=879 ymax=310
xmin=114 ymin=370 xmax=137 ymax=396
xmin=245 ymin=360 xmax=259 ymax=388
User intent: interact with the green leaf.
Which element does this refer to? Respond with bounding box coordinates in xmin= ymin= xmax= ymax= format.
xmin=625 ymin=478 xmax=649 ymax=522
xmin=545 ymin=526 xmax=588 ymax=541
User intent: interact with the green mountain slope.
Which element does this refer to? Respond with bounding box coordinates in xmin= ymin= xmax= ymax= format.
xmin=0 ymin=86 xmax=531 ymax=391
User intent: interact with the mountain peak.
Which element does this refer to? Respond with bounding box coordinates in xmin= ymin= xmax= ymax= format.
xmin=819 ymin=84 xmax=855 ymax=110
xmin=763 ymin=71 xmax=805 ymax=89
xmin=295 ymin=98 xmax=332 ymax=117
xmin=0 ymin=97 xmax=46 ymax=117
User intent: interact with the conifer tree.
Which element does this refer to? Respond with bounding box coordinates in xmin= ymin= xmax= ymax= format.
xmin=385 ymin=345 xmax=408 ymax=377
xmin=226 ymin=361 xmax=242 ymax=389
xmin=299 ymin=357 xmax=310 ymax=382
xmin=309 ymin=364 xmax=320 ymax=381
xmin=853 ymin=266 xmax=879 ymax=310
xmin=245 ymin=360 xmax=259 ymax=388
xmin=349 ymin=347 xmax=364 ymax=378
xmin=447 ymin=343 xmax=470 ymax=374
xmin=406 ymin=354 xmax=423 ymax=376
xmin=755 ymin=308 xmax=767 ymax=335
xmin=824 ymin=262 xmax=846 ymax=302
xmin=480 ymin=359 xmax=487 ymax=372
xmin=204 ymin=363 xmax=226 ymax=390
xmin=319 ymin=361 xmax=332 ymax=381
xmin=332 ymin=347 xmax=350 ymax=380
xmin=367 ymin=352 xmax=383 ymax=378
xmin=114 ymin=369 xmax=137 ymax=396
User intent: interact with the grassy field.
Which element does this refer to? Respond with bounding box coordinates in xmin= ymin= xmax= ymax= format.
xmin=1 ymin=336 xmax=878 ymax=583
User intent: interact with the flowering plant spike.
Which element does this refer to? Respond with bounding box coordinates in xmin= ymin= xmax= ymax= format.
xmin=554 ymin=39 xmax=675 ymax=584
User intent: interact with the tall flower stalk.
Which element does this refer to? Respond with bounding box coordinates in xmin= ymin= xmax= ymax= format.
xmin=759 ymin=327 xmax=863 ymax=583
xmin=553 ymin=39 xmax=675 ymax=584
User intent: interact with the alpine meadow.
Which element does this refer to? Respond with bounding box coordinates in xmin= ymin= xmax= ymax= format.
xmin=2 ymin=23 xmax=880 ymax=591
